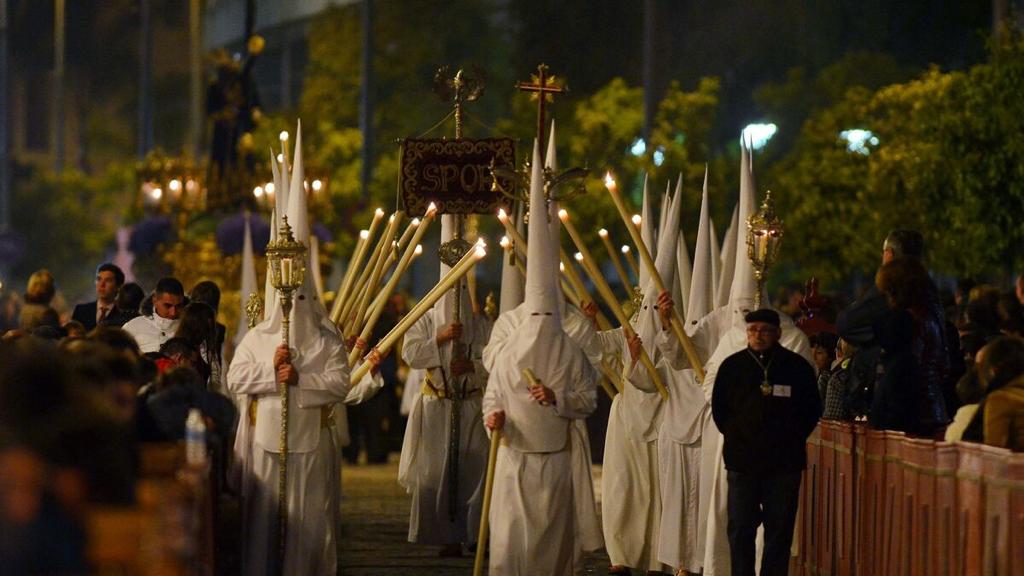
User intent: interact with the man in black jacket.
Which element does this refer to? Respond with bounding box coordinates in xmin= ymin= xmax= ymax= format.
xmin=712 ymin=309 xmax=821 ymax=576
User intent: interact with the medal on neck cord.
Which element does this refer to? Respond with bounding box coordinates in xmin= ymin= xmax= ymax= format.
xmin=747 ymin=349 xmax=775 ymax=396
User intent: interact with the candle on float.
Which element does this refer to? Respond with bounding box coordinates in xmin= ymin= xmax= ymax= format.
xmin=559 ymin=208 xmax=667 ymax=398
xmin=604 ymin=172 xmax=705 ymax=380
xmin=349 ymin=205 xmax=437 ymax=366
xmin=279 ymin=131 xmax=290 ymax=166
xmin=280 ymin=258 xmax=293 ymax=285
xmin=598 ymin=228 xmax=632 ymax=290
xmin=351 ymin=242 xmax=487 ymax=384
xmin=332 ymin=207 xmax=385 ymax=324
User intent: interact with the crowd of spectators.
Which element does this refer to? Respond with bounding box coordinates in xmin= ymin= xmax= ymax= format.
xmin=789 ymin=230 xmax=1024 ymax=453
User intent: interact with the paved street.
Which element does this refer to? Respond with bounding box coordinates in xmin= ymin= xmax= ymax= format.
xmin=338 ymin=458 xmax=613 ymax=575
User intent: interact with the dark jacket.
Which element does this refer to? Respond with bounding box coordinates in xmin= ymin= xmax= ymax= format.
xmin=712 ymin=344 xmax=822 ymax=476
xmin=870 ymin=307 xmax=949 ymax=435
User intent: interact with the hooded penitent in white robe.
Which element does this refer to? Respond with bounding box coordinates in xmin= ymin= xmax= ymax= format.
xmin=398 ymin=215 xmax=490 ymax=546
xmin=654 ymin=167 xmax=713 ymax=573
xmin=600 ymin=177 xmax=678 ymax=573
xmin=227 ymin=125 xmax=382 ymax=576
xmin=484 ymin=141 xmax=598 ymax=576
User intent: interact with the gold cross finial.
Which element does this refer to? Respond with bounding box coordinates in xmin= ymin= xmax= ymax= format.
xmin=515 ymin=64 xmax=567 ymax=149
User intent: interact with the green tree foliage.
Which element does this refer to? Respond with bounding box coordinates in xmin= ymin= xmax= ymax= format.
xmin=764 ymin=33 xmax=1024 ymax=284
xmin=10 ymin=164 xmax=136 ymax=300
xmin=563 ymin=77 xmax=722 ymax=257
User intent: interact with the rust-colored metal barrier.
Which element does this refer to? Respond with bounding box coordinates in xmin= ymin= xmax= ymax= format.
xmin=792 ymin=422 xmax=1024 ymax=575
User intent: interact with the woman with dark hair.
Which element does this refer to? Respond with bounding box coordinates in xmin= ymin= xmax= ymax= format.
xmin=100 ymin=282 xmax=146 ymax=328
xmin=870 ymin=258 xmax=950 ymax=436
xmin=173 ymin=302 xmax=222 ymax=391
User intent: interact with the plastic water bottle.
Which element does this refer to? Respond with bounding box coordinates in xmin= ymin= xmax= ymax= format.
xmin=185 ymin=408 xmax=207 ymax=467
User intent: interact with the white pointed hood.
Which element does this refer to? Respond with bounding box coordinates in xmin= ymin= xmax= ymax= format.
xmin=495 ymin=140 xmax=591 ymax=454
xmin=263 ymin=208 xmax=278 ymax=321
xmin=673 ymin=174 xmax=691 ymax=316
xmin=499 ymin=208 xmax=525 ymax=314
xmin=715 ymin=197 xmax=739 ymax=308
xmin=250 ymin=122 xmax=338 ymax=373
xmin=727 ymin=140 xmax=764 ymax=328
xmin=543 ymin=120 xmax=569 ymax=315
xmin=687 ymin=168 xmax=714 ymax=326
xmin=234 ymin=212 xmax=258 ymax=347
xmin=634 ymin=175 xmax=682 ymax=349
xmin=709 ymin=216 xmax=721 ymax=299
xmin=523 ymin=139 xmax=560 ymax=319
xmin=658 ymin=180 xmax=672 ymax=248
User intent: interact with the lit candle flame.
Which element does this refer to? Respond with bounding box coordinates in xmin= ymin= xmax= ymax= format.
xmin=169 ymin=179 xmax=182 ymax=192
xmin=559 ymin=262 xmax=565 ymax=272
xmin=497 ymin=208 xmax=508 ymax=221
xmin=414 ymin=244 xmax=423 ymax=256
xmin=279 ymin=131 xmax=289 ymax=142
xmin=277 ymin=153 xmax=284 ymax=163
xmin=621 ymin=245 xmax=630 ymax=254
xmin=265 ymin=182 xmax=276 ymax=194
xmin=411 ymin=218 xmax=421 ymax=226
xmin=374 ymin=208 xmax=385 ymax=217
xmin=474 ymin=246 xmax=487 ymax=258
xmin=311 ymin=179 xmax=323 ymax=192
xmin=598 ymin=228 xmax=608 ymax=237
xmin=426 ymin=202 xmax=438 ymax=217
xmin=557 ymin=208 xmax=569 ymax=221
xmin=604 ymin=172 xmax=617 ymax=190
xmin=499 ymin=236 xmax=510 ymax=249
xmin=253 ymin=186 xmax=264 ymax=198
xmin=632 ymin=214 xmax=642 ymax=226
xmin=574 ymin=252 xmax=584 ymax=262
xmin=360 ymin=230 xmax=370 ymax=239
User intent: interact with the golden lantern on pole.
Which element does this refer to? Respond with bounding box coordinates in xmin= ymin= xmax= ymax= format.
xmin=746 ymin=190 xmax=784 ymax=310
xmin=263 ymin=214 xmax=307 ymax=570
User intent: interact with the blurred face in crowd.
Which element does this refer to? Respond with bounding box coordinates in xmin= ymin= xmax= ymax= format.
xmin=746 ymin=322 xmax=781 ymax=352
xmin=153 ymin=293 xmax=184 ymax=320
xmin=812 ymin=346 xmax=831 ymax=371
xmin=95 ymin=271 xmax=119 ymax=303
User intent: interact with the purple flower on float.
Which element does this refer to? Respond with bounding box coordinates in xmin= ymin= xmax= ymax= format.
xmin=128 ymin=216 xmax=174 ymax=257
xmin=311 ymin=223 xmax=332 ymax=244
xmin=215 ymin=211 xmax=271 ymax=255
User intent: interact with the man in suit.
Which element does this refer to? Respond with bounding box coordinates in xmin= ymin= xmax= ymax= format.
xmin=72 ymin=263 xmax=125 ymax=331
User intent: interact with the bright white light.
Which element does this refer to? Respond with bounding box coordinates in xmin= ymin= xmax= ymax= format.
xmin=574 ymin=252 xmax=584 ymax=262
xmin=414 ymin=244 xmax=423 ymax=256
xmin=839 ymin=129 xmax=879 ymax=155
xmin=630 ymin=138 xmax=647 ymax=157
xmin=253 ymin=186 xmax=264 ymax=198
xmin=741 ymin=123 xmax=778 ymax=150
xmin=277 ymin=153 xmax=284 ymax=163
xmin=151 ymin=188 xmax=163 ymax=200
xmin=621 ymin=245 xmax=630 ymax=254
xmin=598 ymin=228 xmax=608 ymax=238
xmin=168 ymin=179 xmax=182 ymax=192
xmin=500 ymin=236 xmax=510 ymax=249
xmin=265 ymin=182 xmax=276 ymax=194
xmin=653 ymin=146 xmax=665 ymax=167
xmin=279 ymin=131 xmax=289 ymax=142
xmin=312 ymin=179 xmax=323 ymax=192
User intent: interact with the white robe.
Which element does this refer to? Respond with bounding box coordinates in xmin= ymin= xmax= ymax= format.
xmin=482 ymin=303 xmax=605 ymax=565
xmin=655 ymin=358 xmax=707 ymax=572
xmin=482 ymin=318 xmax=598 ymax=575
xmin=597 ymin=328 xmax=666 ymax=572
xmin=398 ymin=312 xmax=490 ymax=545
xmin=228 ymin=326 xmax=381 ymax=576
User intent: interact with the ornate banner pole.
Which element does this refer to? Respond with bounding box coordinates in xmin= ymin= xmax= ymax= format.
xmin=264 ymin=215 xmax=307 ymax=572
